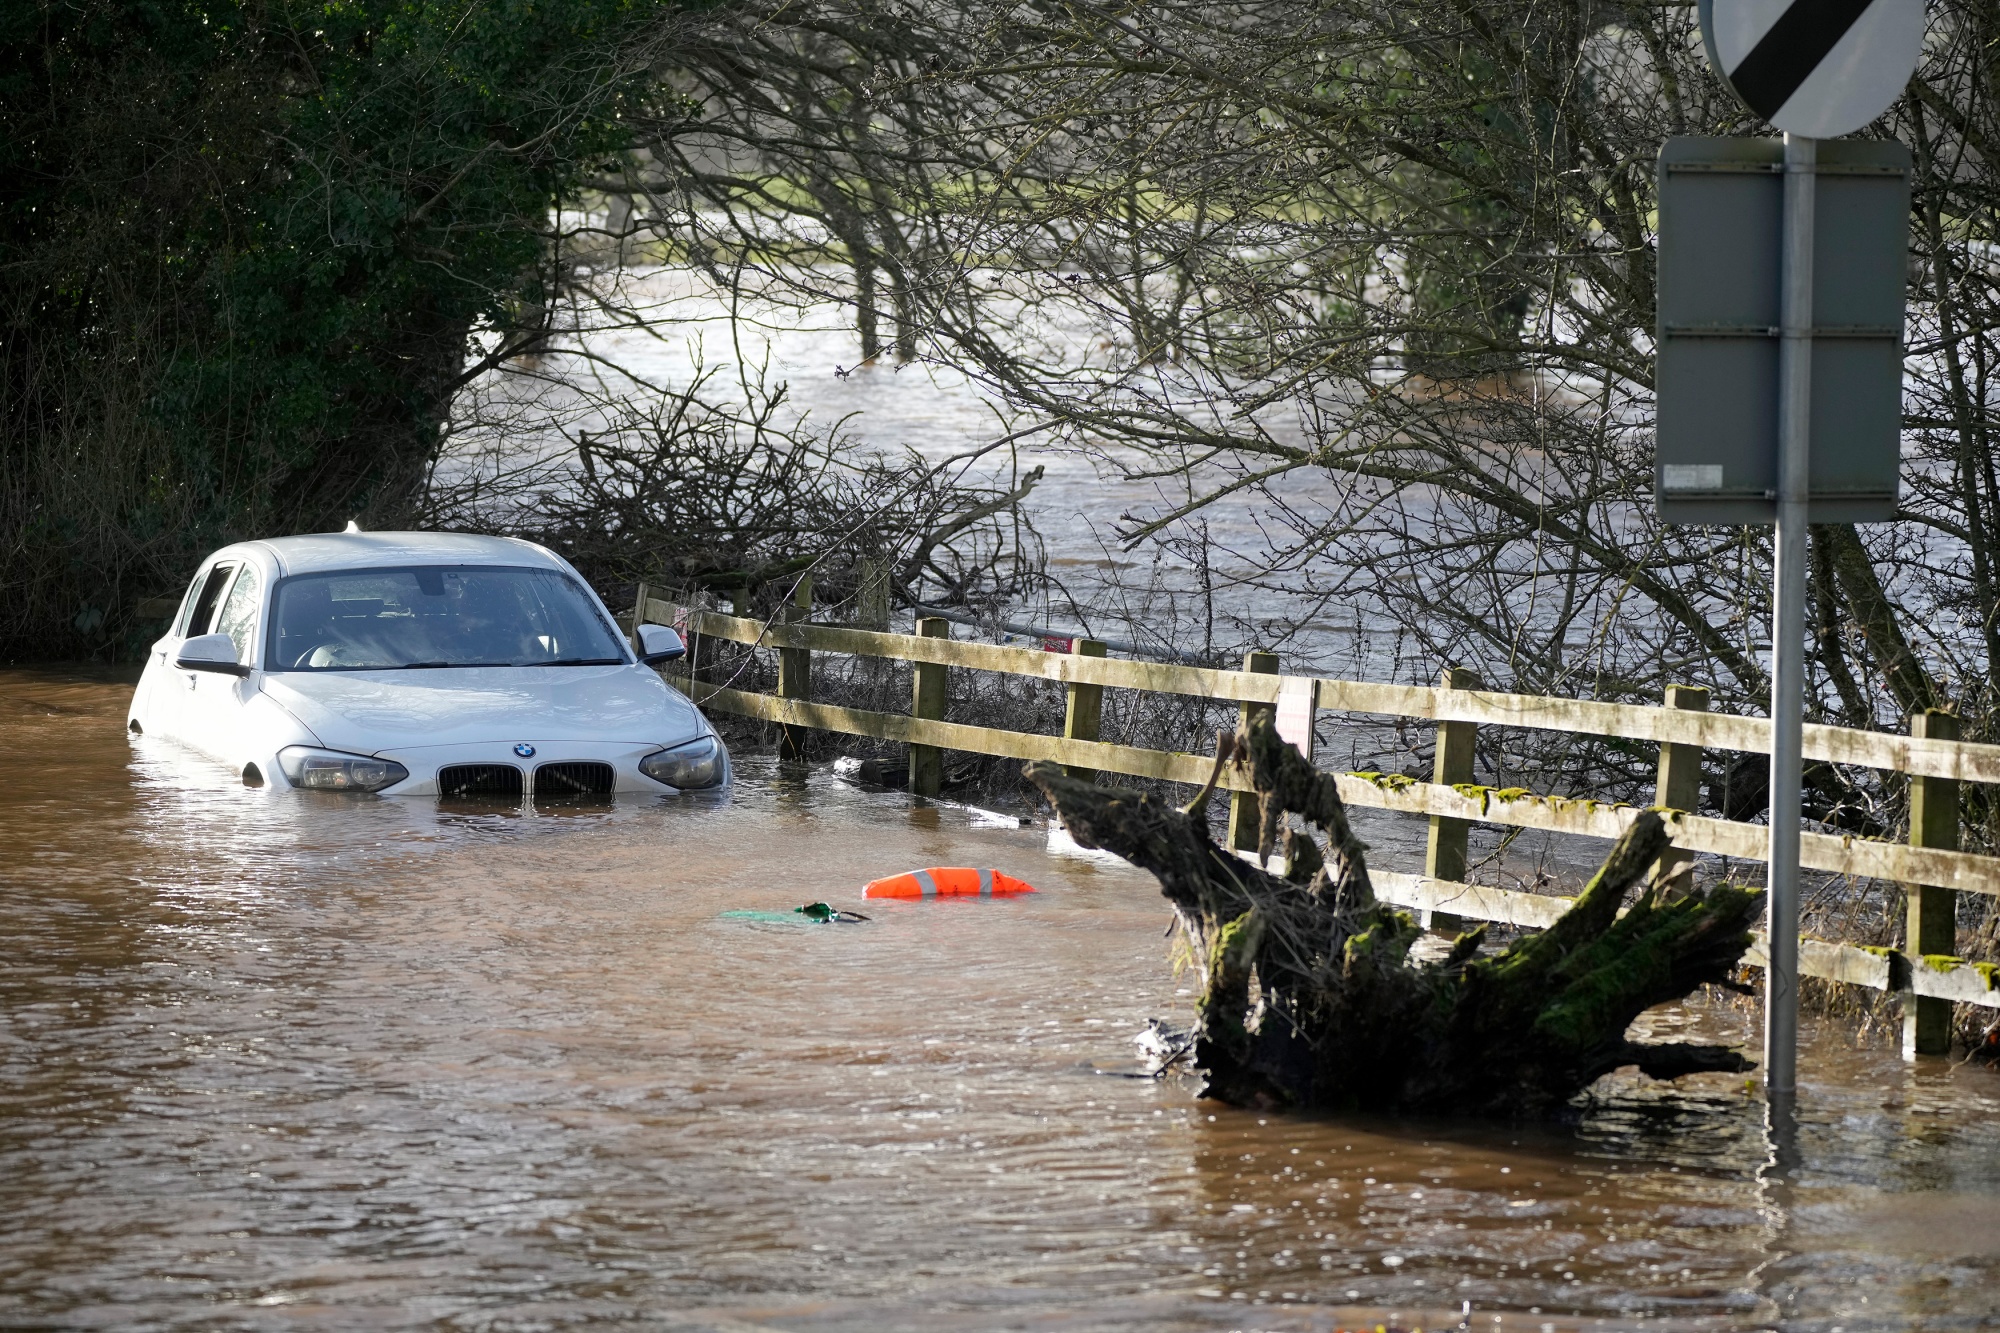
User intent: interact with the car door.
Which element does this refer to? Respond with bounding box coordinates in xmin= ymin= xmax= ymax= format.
xmin=180 ymin=562 xmax=263 ymax=764
xmin=146 ymin=561 xmax=238 ymax=741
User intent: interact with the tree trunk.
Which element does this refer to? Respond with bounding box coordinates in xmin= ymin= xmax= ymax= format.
xmin=1025 ymin=714 xmax=1763 ymax=1118
xmin=1821 ymin=523 xmax=1939 ymax=716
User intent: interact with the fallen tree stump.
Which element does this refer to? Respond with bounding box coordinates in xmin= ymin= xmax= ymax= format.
xmin=1025 ymin=714 xmax=1763 ymax=1118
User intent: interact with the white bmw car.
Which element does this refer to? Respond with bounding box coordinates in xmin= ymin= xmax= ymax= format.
xmin=128 ymin=531 xmax=729 ymax=798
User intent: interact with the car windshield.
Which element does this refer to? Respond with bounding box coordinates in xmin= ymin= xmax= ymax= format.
xmin=267 ymin=565 xmax=628 ymax=671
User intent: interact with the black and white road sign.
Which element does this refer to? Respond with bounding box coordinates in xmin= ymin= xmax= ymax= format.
xmin=1700 ymin=0 xmax=1925 ymax=137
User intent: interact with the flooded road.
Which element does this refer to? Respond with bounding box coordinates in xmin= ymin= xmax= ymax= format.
xmin=4 ymin=667 xmax=2000 ymax=1331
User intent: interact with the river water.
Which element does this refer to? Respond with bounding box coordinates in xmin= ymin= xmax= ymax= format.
xmin=460 ymin=268 xmax=1413 ymax=677
xmin=5 ymin=667 xmax=2000 ymax=1331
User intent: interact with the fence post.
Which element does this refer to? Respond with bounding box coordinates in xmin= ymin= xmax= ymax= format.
xmin=1653 ymin=684 xmax=1710 ymax=886
xmin=776 ymin=576 xmax=812 ymax=761
xmin=630 ymin=580 xmax=652 ymax=657
xmin=909 ymin=616 xmax=951 ymax=797
xmin=1425 ymin=666 xmax=1482 ymax=934
xmin=856 ymin=557 xmax=891 ymax=629
xmin=1277 ymin=676 xmax=1319 ymax=761
xmin=1904 ymin=708 xmax=1960 ymax=1058
xmin=1063 ymin=639 xmax=1108 ymax=781
xmin=1228 ymin=650 xmax=1281 ymax=851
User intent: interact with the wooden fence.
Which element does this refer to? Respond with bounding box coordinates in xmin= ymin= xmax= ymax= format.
xmin=630 ymin=590 xmax=2000 ymax=1038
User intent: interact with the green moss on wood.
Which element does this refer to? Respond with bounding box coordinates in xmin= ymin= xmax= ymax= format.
xmin=1349 ymin=771 xmax=1417 ymax=791
xmin=1916 ymin=956 xmax=2000 ymax=992
xmin=1213 ymin=908 xmax=1265 ymax=973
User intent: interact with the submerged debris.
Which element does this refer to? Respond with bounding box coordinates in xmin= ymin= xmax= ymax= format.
xmin=1133 ymin=1018 xmax=1196 ymax=1076
xmin=795 ymin=901 xmax=869 ymax=923
xmin=833 ymin=756 xmax=910 ymax=789
xmin=1027 ymin=714 xmax=1765 ymax=1118
xmin=718 ymin=902 xmax=871 ymax=925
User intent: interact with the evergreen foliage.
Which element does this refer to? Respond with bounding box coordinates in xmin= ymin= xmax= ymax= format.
xmin=0 ymin=0 xmax=673 ymax=654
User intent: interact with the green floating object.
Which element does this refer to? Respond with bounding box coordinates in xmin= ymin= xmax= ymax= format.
xmin=719 ymin=902 xmax=871 ymax=925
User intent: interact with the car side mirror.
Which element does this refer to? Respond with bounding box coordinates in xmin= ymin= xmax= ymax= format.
xmin=176 ymin=632 xmax=250 ymax=677
xmin=635 ymin=623 xmax=687 ymax=666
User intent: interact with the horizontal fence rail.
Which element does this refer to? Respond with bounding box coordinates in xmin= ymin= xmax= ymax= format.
xmin=1368 ymin=870 xmax=2000 ymax=1008
xmin=654 ymin=603 xmax=2000 ymax=783
xmin=637 ymin=596 xmax=2000 ymax=1016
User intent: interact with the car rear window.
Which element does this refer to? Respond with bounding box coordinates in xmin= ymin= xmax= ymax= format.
xmin=266 ymin=565 xmax=628 ymax=671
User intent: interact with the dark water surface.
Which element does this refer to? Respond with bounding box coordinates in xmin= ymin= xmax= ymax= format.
xmin=4 ymin=667 xmax=1999 ymax=1332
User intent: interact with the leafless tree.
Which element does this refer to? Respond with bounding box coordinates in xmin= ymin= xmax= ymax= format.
xmin=566 ymin=0 xmax=2000 ymax=833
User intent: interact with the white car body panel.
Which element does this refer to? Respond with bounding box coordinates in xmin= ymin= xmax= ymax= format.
xmin=259 ymin=665 xmax=698 ymax=750
xmin=128 ymin=531 xmax=726 ymax=797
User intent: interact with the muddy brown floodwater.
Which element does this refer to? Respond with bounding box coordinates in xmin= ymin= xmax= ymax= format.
xmin=4 ymin=666 xmax=2000 ymax=1332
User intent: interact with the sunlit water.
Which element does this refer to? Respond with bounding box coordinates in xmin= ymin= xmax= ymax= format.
xmin=4 ymin=667 xmax=2000 ymax=1331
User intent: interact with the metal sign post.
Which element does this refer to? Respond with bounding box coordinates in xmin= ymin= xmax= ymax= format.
xmin=1657 ymin=131 xmax=1909 ymax=1101
xmin=1667 ymin=0 xmax=1925 ymax=1106
xmin=1765 ymin=132 xmax=1816 ymax=1100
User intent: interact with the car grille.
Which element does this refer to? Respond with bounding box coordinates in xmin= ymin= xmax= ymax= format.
xmin=535 ymin=761 xmax=616 ymax=798
xmin=437 ymin=763 xmax=524 ymax=799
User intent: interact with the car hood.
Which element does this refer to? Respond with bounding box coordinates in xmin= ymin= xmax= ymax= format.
xmin=259 ymin=665 xmax=704 ymax=752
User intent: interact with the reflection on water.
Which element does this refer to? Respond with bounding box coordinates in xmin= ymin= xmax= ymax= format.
xmin=3 ymin=666 xmax=1999 ymax=1331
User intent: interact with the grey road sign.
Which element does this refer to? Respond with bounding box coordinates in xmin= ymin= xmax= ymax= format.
xmin=1654 ymin=136 xmax=1909 ymax=524
xmin=1700 ymin=0 xmax=1925 ymax=138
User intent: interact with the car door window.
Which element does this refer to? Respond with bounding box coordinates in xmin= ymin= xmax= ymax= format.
xmin=178 ymin=563 xmax=237 ymax=638
xmin=213 ymin=566 xmax=261 ymax=665
xmin=168 ymin=572 xmax=206 ymax=638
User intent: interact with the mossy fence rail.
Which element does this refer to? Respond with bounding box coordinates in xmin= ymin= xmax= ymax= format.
xmin=630 ymin=590 xmax=2000 ymax=1039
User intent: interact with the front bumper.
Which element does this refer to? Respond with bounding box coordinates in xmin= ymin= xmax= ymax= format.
xmin=357 ymin=739 xmax=728 ymax=797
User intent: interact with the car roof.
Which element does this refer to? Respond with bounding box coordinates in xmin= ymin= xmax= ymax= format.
xmin=231 ymin=532 xmax=570 ymax=579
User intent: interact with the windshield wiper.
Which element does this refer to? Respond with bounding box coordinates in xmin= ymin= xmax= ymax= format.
xmin=532 ymin=657 xmax=625 ymax=667
xmin=400 ymin=661 xmax=513 ymax=669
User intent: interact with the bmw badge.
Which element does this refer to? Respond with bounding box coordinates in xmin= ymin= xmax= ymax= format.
xmin=514 ymin=743 xmax=536 ymax=758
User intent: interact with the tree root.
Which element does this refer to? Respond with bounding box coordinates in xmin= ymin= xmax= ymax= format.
xmin=1026 ymin=713 xmax=1763 ymax=1118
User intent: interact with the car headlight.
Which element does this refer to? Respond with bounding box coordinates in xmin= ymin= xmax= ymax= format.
xmin=278 ymin=746 xmax=409 ymax=793
xmin=639 ymin=735 xmax=726 ymax=790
